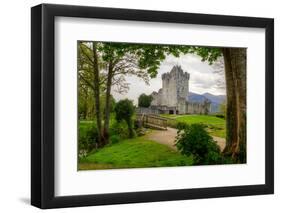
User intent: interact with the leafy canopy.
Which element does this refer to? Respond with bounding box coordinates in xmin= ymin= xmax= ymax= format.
xmin=95 ymin=42 xmax=222 ymax=78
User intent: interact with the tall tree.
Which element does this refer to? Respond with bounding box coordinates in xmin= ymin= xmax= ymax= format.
xmin=222 ymin=48 xmax=246 ymax=162
xmin=189 ymin=47 xmax=246 ymax=163
xmin=97 ymin=43 xmax=149 ymax=142
xmin=78 ymin=42 xmax=107 ymax=146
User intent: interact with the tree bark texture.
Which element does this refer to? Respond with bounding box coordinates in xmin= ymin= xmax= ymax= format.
xmin=222 ymin=48 xmax=247 ymax=163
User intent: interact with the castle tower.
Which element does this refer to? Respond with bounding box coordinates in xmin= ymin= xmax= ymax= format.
xmin=161 ymin=65 xmax=190 ymax=108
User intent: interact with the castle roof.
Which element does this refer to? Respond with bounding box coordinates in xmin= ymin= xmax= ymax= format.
xmin=161 ymin=65 xmax=190 ymax=80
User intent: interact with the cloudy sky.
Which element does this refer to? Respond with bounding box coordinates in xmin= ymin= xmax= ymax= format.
xmin=112 ymin=53 xmax=225 ymax=105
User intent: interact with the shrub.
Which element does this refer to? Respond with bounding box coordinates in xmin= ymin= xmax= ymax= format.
xmin=110 ymin=120 xmax=129 ymax=139
xmin=176 ymin=122 xmax=188 ymax=130
xmin=78 ymin=122 xmax=98 ymax=153
xmin=175 ymin=123 xmax=224 ymax=165
xmin=109 ymin=135 xmax=121 ymax=144
xmin=115 ymin=99 xmax=135 ymax=138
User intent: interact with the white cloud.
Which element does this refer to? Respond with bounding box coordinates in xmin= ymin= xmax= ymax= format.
xmin=112 ymin=54 xmax=225 ymax=104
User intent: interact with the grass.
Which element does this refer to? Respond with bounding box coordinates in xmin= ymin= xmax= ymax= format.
xmin=161 ymin=114 xmax=226 ymax=138
xmin=79 ymin=137 xmax=193 ymax=170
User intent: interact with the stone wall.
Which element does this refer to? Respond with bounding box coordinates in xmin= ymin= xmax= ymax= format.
xmin=187 ymin=101 xmax=211 ymax=114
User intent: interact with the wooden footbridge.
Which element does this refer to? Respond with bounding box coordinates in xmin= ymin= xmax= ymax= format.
xmin=136 ymin=114 xmax=168 ymax=130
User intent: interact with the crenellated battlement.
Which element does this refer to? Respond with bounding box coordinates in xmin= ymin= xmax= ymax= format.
xmin=161 ymin=65 xmax=190 ymax=81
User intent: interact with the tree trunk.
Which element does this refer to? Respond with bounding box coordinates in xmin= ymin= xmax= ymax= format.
xmin=222 ymin=48 xmax=247 ymax=163
xmin=92 ymin=42 xmax=103 ymax=146
xmin=103 ymin=62 xmax=113 ymax=144
xmin=230 ymin=48 xmax=247 ymax=162
xmin=222 ymin=49 xmax=239 ymax=155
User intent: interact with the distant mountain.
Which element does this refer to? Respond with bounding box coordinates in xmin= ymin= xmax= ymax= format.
xmin=202 ymin=92 xmax=226 ymax=105
xmin=188 ymin=92 xmax=226 ymax=113
xmin=188 ymin=92 xmax=209 ymax=103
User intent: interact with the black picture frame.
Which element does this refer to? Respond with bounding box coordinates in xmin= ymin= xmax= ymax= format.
xmin=31 ymin=3 xmax=274 ymax=209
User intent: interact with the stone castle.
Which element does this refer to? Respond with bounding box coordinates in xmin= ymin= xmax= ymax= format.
xmin=150 ymin=65 xmax=210 ymax=115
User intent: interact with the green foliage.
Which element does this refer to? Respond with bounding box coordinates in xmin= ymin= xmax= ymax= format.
xmin=138 ymin=93 xmax=153 ymax=107
xmin=78 ymin=78 xmax=95 ymax=120
xmin=79 ymin=137 xmax=193 ymax=170
xmin=115 ymin=99 xmax=135 ymax=138
xmin=109 ymin=120 xmax=130 ymax=139
xmin=109 ymin=135 xmax=121 ymax=144
xmin=176 ymin=122 xmax=188 ymax=130
xmin=100 ymin=94 xmax=116 ymax=115
xmin=115 ymin=99 xmax=135 ymax=121
xmin=188 ymin=47 xmax=222 ymax=64
xmin=79 ymin=122 xmax=98 ymax=152
xmin=175 ymin=123 xmax=224 ymax=165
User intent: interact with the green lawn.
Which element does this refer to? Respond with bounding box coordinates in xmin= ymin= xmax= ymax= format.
xmin=79 ymin=137 xmax=193 ymax=170
xmin=161 ymin=114 xmax=226 ymax=138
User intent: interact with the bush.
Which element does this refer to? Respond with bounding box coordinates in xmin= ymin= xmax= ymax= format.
xmin=176 ymin=122 xmax=188 ymax=130
xmin=175 ymin=123 xmax=224 ymax=165
xmin=110 ymin=120 xmax=129 ymax=139
xmin=109 ymin=135 xmax=121 ymax=144
xmin=115 ymin=99 xmax=135 ymax=138
xmin=79 ymin=122 xmax=98 ymax=153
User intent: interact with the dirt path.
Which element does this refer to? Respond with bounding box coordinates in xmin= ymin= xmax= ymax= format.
xmin=146 ymin=127 xmax=178 ymax=151
xmin=146 ymin=127 xmax=226 ymax=152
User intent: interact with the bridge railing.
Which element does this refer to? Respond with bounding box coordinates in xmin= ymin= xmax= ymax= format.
xmin=136 ymin=113 xmax=168 ymax=130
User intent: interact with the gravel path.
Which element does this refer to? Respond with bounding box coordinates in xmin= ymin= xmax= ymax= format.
xmin=146 ymin=127 xmax=178 ymax=151
xmin=146 ymin=127 xmax=226 ymax=152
